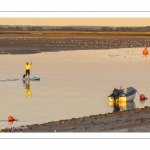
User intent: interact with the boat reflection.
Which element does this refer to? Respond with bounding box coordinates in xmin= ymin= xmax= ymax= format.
xmin=23 ymin=81 xmax=31 ymax=98
xmin=109 ymin=100 xmax=135 ymax=112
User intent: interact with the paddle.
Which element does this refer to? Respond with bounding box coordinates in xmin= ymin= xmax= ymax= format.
xmin=23 ymin=74 xmax=26 ymax=78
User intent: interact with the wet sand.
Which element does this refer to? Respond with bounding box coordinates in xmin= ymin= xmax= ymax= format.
xmin=0 ymin=34 xmax=150 ymax=54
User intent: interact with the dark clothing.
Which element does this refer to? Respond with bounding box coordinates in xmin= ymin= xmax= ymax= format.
xmin=26 ymin=69 xmax=30 ymax=76
xmin=113 ymin=102 xmax=120 ymax=112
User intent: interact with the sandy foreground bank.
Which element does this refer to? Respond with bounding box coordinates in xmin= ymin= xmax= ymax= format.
xmin=1 ymin=106 xmax=150 ymax=132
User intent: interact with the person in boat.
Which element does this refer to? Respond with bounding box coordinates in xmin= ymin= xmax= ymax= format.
xmin=113 ymin=101 xmax=120 ymax=112
xmin=23 ymin=62 xmax=33 ymax=78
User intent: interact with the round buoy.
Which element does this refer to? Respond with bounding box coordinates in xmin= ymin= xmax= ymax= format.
xmin=143 ymin=45 xmax=149 ymax=55
xmin=143 ymin=51 xmax=148 ymax=54
xmin=140 ymin=94 xmax=146 ymax=100
xmin=8 ymin=116 xmax=17 ymax=121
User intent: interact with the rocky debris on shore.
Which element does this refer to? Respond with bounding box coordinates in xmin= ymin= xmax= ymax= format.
xmin=1 ymin=106 xmax=150 ymax=132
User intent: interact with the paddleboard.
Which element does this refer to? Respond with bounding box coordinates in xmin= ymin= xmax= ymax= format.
xmin=20 ymin=77 xmax=40 ymax=81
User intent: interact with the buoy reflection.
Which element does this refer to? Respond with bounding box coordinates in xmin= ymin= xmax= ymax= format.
xmin=142 ymin=45 xmax=148 ymax=66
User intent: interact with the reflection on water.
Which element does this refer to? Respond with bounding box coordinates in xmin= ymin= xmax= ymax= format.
xmin=8 ymin=121 xmax=13 ymax=125
xmin=109 ymin=101 xmax=135 ymax=112
xmin=140 ymin=99 xmax=147 ymax=104
xmin=23 ymin=81 xmax=31 ymax=98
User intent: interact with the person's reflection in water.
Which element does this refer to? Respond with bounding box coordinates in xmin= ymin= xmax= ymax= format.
xmin=23 ymin=81 xmax=31 ymax=98
xmin=113 ymin=101 xmax=120 ymax=112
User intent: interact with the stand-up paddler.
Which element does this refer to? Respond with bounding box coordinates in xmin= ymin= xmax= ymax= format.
xmin=24 ymin=62 xmax=33 ymax=78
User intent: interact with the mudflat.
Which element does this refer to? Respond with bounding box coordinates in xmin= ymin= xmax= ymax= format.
xmin=0 ymin=34 xmax=150 ymax=54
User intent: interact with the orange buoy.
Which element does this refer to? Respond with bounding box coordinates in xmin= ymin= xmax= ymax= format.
xmin=8 ymin=116 xmax=17 ymax=121
xmin=143 ymin=51 xmax=148 ymax=54
xmin=140 ymin=94 xmax=146 ymax=100
xmin=143 ymin=45 xmax=149 ymax=54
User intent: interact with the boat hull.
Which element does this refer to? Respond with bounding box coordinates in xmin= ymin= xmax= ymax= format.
xmin=108 ymin=87 xmax=137 ymax=102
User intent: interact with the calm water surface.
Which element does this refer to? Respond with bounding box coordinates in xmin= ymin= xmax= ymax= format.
xmin=0 ymin=49 xmax=149 ymax=128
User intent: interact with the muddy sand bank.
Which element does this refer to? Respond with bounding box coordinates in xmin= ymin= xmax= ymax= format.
xmin=1 ymin=106 xmax=150 ymax=132
xmin=0 ymin=34 xmax=150 ymax=54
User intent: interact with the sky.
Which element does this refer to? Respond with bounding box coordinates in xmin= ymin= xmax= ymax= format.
xmin=0 ymin=0 xmax=150 ymax=27
xmin=0 ymin=18 xmax=150 ymax=26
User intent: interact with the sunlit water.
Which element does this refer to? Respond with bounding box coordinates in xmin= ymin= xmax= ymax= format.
xmin=0 ymin=48 xmax=150 ymax=129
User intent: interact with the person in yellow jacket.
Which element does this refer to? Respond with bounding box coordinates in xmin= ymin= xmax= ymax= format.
xmin=25 ymin=62 xmax=32 ymax=78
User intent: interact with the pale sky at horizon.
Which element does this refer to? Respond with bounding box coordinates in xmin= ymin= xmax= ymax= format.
xmin=0 ymin=18 xmax=150 ymax=26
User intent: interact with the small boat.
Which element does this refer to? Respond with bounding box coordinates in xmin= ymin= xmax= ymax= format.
xmin=108 ymin=87 xmax=137 ymax=102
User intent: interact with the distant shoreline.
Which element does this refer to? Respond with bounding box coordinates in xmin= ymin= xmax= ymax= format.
xmin=1 ymin=31 xmax=150 ymax=36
